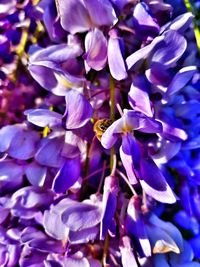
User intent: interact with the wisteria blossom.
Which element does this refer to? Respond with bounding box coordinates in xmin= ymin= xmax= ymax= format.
xmin=0 ymin=0 xmax=200 ymax=266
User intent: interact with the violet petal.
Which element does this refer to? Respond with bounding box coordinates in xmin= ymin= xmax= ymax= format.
xmin=25 ymin=109 xmax=62 ymax=128
xmin=84 ymin=28 xmax=107 ymax=71
xmin=56 ymin=0 xmax=92 ymax=34
xmin=65 ymin=90 xmax=93 ymax=129
xmin=108 ymin=33 xmax=127 ymax=80
xmin=52 ymin=157 xmax=81 ymax=193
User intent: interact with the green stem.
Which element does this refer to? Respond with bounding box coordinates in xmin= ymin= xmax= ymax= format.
xmin=109 ymin=76 xmax=115 ymax=122
xmin=102 ymin=75 xmax=116 ymax=265
xmin=184 ymin=0 xmax=200 ymax=53
xmin=102 ymin=235 xmax=109 ymax=266
xmin=109 ymin=76 xmax=115 ymax=171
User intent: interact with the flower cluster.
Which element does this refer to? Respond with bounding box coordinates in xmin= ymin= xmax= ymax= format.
xmin=0 ymin=0 xmax=200 ymax=266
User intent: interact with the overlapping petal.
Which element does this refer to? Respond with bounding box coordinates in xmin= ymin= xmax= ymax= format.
xmin=84 ymin=29 xmax=107 ymax=71
xmin=65 ymin=90 xmax=93 ymax=129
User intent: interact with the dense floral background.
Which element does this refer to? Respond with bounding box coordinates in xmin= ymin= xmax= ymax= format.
xmin=0 ymin=0 xmax=200 ymax=266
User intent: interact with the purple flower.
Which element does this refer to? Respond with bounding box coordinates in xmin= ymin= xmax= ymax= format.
xmin=101 ymin=109 xmax=176 ymax=203
xmin=28 ymin=42 xmax=84 ymax=95
xmin=126 ymin=27 xmax=189 ymax=71
xmin=43 ymin=196 xmax=102 ymax=244
xmin=0 ymin=124 xmax=40 ymax=160
xmin=11 ymin=186 xmax=54 ymax=219
xmin=56 ymin=0 xmax=117 ymax=34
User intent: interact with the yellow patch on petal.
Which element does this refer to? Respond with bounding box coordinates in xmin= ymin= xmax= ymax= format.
xmin=153 ymin=240 xmax=180 ymax=254
xmin=54 ymin=73 xmax=74 ymax=89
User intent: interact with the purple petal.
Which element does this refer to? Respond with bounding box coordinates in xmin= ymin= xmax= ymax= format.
xmin=63 ymin=253 xmax=90 ymax=267
xmin=175 ymin=101 xmax=200 ymax=120
xmin=166 ymin=66 xmax=197 ymax=96
xmin=110 ymin=0 xmax=131 ymax=11
xmin=171 ymin=241 xmax=194 ymax=265
xmin=0 ymin=244 xmax=9 ymax=266
xmin=124 ymin=110 xmax=163 ymax=134
xmin=61 ymin=200 xmax=102 ymax=231
xmin=120 ymin=236 xmax=138 ymax=267
xmin=62 ymin=131 xmax=82 ymax=158
xmin=43 ymin=209 xmax=68 ymax=241
xmin=84 ymin=29 xmax=107 ymax=71
xmin=151 ymin=140 xmax=181 ymax=164
xmin=21 ymin=227 xmax=46 ymax=242
xmin=7 ymin=130 xmax=39 ymax=160
xmin=174 ymin=211 xmax=199 ymax=235
xmin=133 ymin=3 xmax=160 ymax=36
xmin=69 ymin=226 xmax=98 ymax=244
xmin=126 ymin=35 xmax=164 ymax=70
xmin=0 ymin=125 xmax=23 ymax=152
xmin=128 ymin=76 xmax=153 ymax=117
xmin=29 ymin=63 xmax=60 ymax=91
xmin=161 ymin=121 xmax=187 ymax=142
xmin=83 ymin=0 xmax=117 ymax=26
xmin=108 ymin=30 xmax=127 ymax=80
xmin=0 ymin=161 xmax=24 ymax=192
xmin=88 ymin=259 xmax=102 ymax=267
xmin=119 ymin=135 xmax=140 ymax=185
xmin=65 ymin=90 xmax=93 ymax=129
xmin=52 ymin=157 xmax=81 ymax=193
xmin=56 ymin=0 xmax=91 ymax=34
xmin=147 ymin=224 xmax=180 ymax=254
xmin=25 ymin=109 xmax=62 ymax=128
xmin=12 ymin=186 xmax=54 ymax=209
xmin=101 ymin=118 xmax=124 ymax=149
xmin=21 ymin=227 xmax=63 ymax=253
xmin=149 ymin=214 xmax=183 ymax=251
xmin=0 ymin=0 xmax=16 ymax=15
xmin=29 ymin=44 xmax=84 ymax=95
xmin=167 ymin=12 xmax=193 ymax=33
xmin=125 ymin=197 xmax=151 ymax=257
xmin=43 ymin=1 xmax=66 ymax=42
xmin=44 ymin=260 xmax=63 ymax=267
xmin=139 ymin=157 xmax=176 ymax=203
xmin=29 ymin=63 xmax=84 ymax=96
xmin=183 ymin=136 xmax=200 ymax=150
xmin=153 ymin=254 xmax=171 ymax=267
xmin=29 ymin=43 xmax=83 ymax=63
xmin=145 ymin=62 xmax=171 ymax=87
xmin=1 ymin=244 xmax=21 ymax=267
xmin=43 ymin=198 xmax=74 ymax=240
xmin=25 ymin=162 xmax=47 ymax=187
xmin=151 ymin=30 xmax=187 ymax=68
xmin=0 ymin=207 xmax=9 ymax=224
xmin=35 ymin=135 xmax=65 ymax=168
xmin=100 ymin=176 xmax=118 ymax=240
xmin=19 ymin=246 xmax=47 ymax=267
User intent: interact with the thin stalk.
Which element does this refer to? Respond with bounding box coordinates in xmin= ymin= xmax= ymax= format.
xmin=97 ymin=160 xmax=107 ymax=194
xmin=83 ymin=165 xmax=110 ymax=182
xmin=110 ymin=154 xmax=117 ymax=176
xmin=109 ymin=76 xmax=115 ymax=122
xmin=116 ymin=103 xmax=123 ymax=117
xmin=116 ymin=169 xmax=138 ymax=196
xmin=84 ymin=143 xmax=90 ymax=178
